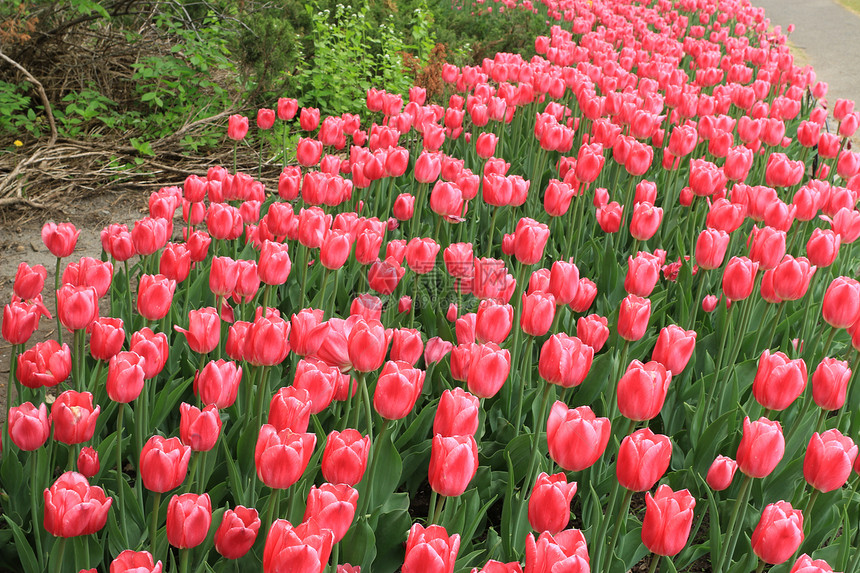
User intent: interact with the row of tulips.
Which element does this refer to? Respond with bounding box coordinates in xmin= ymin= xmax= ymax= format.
xmin=6 ymin=0 xmax=860 ymax=571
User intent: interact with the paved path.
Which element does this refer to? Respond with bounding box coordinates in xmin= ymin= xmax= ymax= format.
xmin=754 ymin=0 xmax=860 ymax=107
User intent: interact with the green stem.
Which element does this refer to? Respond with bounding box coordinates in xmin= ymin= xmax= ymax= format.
xmin=427 ymin=490 xmax=439 ymax=525
xmin=512 ymin=335 xmax=535 ymax=438
xmin=116 ymin=403 xmax=129 ymax=544
xmin=754 ymin=561 xmax=766 ymax=573
xmin=150 ymin=490 xmax=162 ymax=558
xmin=359 ymin=371 xmax=374 ymax=444
xmin=432 ymin=494 xmax=446 ymax=526
xmin=705 ymin=301 xmax=734 ymax=410
xmin=30 ymin=452 xmax=44 ymax=571
xmin=717 ymin=473 xmax=753 ymax=572
xmin=265 ymin=487 xmax=282 ymax=531
xmin=523 ymin=384 xmax=553 ymax=493
xmin=180 ymin=547 xmax=190 ymax=573
xmin=603 ymin=488 xmax=634 ymax=573
xmin=487 ymin=206 xmax=500 ymax=257
xmin=185 ymin=451 xmax=202 ymax=493
xmin=803 ymin=488 xmax=820 ymax=537
xmin=648 ymin=554 xmax=661 ymax=573
xmin=255 ymin=366 xmax=271 ymax=426
xmin=53 ymin=537 xmax=66 ymax=573
xmin=55 ymin=256 xmax=63 ymax=346
xmin=340 ymin=374 xmax=356 ymax=432
xmin=686 ymin=269 xmax=708 ymax=331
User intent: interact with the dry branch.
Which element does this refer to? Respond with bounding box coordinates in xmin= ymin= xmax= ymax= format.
xmin=0 ymin=48 xmax=58 ymax=146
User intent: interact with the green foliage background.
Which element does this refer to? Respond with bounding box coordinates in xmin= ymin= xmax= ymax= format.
xmin=0 ymin=0 xmax=544 ymax=150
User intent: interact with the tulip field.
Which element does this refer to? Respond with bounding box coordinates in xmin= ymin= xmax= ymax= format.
xmin=6 ymin=0 xmax=860 ymax=571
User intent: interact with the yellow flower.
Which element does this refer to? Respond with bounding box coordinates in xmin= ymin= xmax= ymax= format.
xmin=14 ymin=140 xmax=23 ymax=147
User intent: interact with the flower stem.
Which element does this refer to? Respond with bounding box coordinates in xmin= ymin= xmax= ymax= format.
xmin=648 ymin=554 xmax=661 ymax=573
xmin=30 ymin=452 xmax=44 ymax=571
xmin=150 ymin=490 xmax=162 ymax=558
xmin=603 ymin=488 xmax=634 ymax=573
xmin=53 ymin=537 xmax=66 ymax=573
xmin=512 ymin=335 xmax=535 ymax=438
xmin=54 ymin=256 xmax=63 ymax=346
xmin=116 ymin=403 xmax=129 ymax=544
xmin=717 ymin=473 xmax=753 ymax=572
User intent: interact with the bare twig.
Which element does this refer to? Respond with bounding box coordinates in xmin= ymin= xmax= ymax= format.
xmin=0 ymin=49 xmax=58 ymax=146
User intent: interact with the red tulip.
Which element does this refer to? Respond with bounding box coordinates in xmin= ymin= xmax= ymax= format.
xmin=347 ymin=318 xmax=388 ymax=372
xmin=43 ymin=472 xmax=112 ymax=537
xmin=140 ymin=435 xmax=191 ymax=493
xmin=257 ymin=108 xmax=275 ymax=129
xmin=41 ymin=222 xmax=80 ymax=258
xmin=538 ymin=334 xmax=593 ymax=388
xmin=803 ymin=429 xmax=858 ymax=492
xmin=77 ymin=446 xmax=100 ymax=478
xmin=403 ymin=524 xmax=460 ymax=573
xmin=790 ymin=554 xmax=837 ymax=573
xmin=651 ymin=325 xmax=697 ymax=375
xmin=390 ymin=328 xmax=424 ymax=366
xmin=476 ymin=299 xmax=514 ymax=344
xmin=528 ymin=472 xmax=577 ymax=534
xmin=16 ymin=339 xmax=72 ymax=389
xmin=57 ymin=284 xmax=99 ymax=331
xmin=434 ymin=388 xmax=480 ymax=437
xmin=466 ymin=343 xmax=511 ymax=399
xmin=63 ymin=257 xmax=113 ymax=299
xmin=706 ymin=455 xmax=738 ymax=491
xmin=822 ymin=276 xmax=860 ymax=329
xmin=642 ymin=485 xmax=696 ymax=556
xmin=374 ymin=360 xmax=425 ymax=420
xmin=576 ymin=314 xmax=609 ymax=352
xmin=752 ymin=350 xmax=808 ymax=411
xmin=695 ymin=228 xmax=730 ymax=270
xmin=245 ymin=312 xmax=291 ymax=367
xmin=130 ymin=328 xmax=168 ymax=379
xmin=136 ymin=274 xmax=176 ymax=321
xmin=263 ymin=519 xmax=334 ymax=573
xmin=14 ymin=262 xmax=47 ymax=300
xmin=737 ymin=417 xmax=785 ymax=478
xmin=722 ymin=256 xmax=759 ymax=301
xmin=134 ymin=215 xmax=173 ymax=254
xmin=268 ymin=386 xmax=312 ymax=433
xmin=521 ymin=291 xmax=556 ymax=336
xmin=322 ymin=429 xmax=370 ymax=486
xmin=546 ymin=403 xmax=611 ymax=472
xmin=214 ymin=506 xmax=260 ymax=560
xmin=194 ymin=359 xmax=242 ymax=408
xmin=806 ymin=228 xmax=840 ymax=268
xmin=175 ymin=307 xmax=220 ymax=354
xmin=624 ymin=253 xmax=660 ymax=297
xmin=88 ymin=317 xmax=125 ymax=362
xmin=101 ymin=223 xmax=136 ymax=262
xmin=51 ymin=390 xmax=100 ymax=445
xmin=179 ymin=403 xmax=222 ymax=452
xmin=368 ymin=256 xmax=406 ymax=295
xmin=524 ymin=529 xmax=590 ymax=573
xmin=207 ymin=204 xmax=244 ymax=241
xmin=471 ymin=561 xmax=523 ymax=573
xmin=429 ymin=434 xmax=479 ymax=497
xmin=617 ymin=360 xmax=672 ymax=421
xmin=751 ymin=501 xmax=804 ymax=565
xmin=629 ymin=202 xmax=663 ymax=241
xmin=227 ymin=114 xmax=249 ymax=140
xmin=254 ymin=425 xmax=316 ymax=489
xmin=106 ymin=351 xmax=146 ymax=403
xmin=2 ymin=300 xmax=43 ymax=345
xmin=110 ymin=550 xmax=162 ymax=573
xmin=303 ymin=483 xmax=358 ymax=543
xmin=748 ymin=226 xmax=787 ymax=271
xmin=294 ymin=358 xmax=339 ymax=414
xmin=166 ymin=493 xmax=212 ymax=549
xmin=617 ymin=428 xmax=672 ymax=491
xmin=812 ymin=357 xmax=851 ymax=410
xmin=617 ymin=294 xmax=651 ymax=341
xmin=8 ymin=402 xmax=50 ymax=450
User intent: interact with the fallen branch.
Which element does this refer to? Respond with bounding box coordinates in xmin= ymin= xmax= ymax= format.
xmin=0 ymin=48 xmax=58 ymax=147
